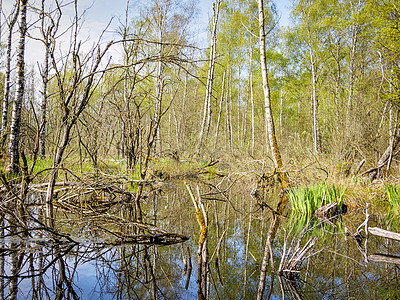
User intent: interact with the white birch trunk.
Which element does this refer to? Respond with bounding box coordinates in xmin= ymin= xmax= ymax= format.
xmin=333 ymin=38 xmax=342 ymax=136
xmin=8 ymin=0 xmax=27 ymax=173
xmin=227 ymin=69 xmax=233 ymax=152
xmin=213 ymin=71 xmax=226 ymax=151
xmin=256 ymin=2 xmax=287 ymax=299
xmin=1 ymin=4 xmax=19 ymax=141
xmin=310 ymin=46 xmax=319 ymax=154
xmin=346 ymin=2 xmax=359 ymax=136
xmin=257 ymin=0 xmax=282 ymax=169
xmin=196 ymin=0 xmax=221 ymax=155
xmin=279 ymin=89 xmax=283 ymax=137
xmin=154 ymin=0 xmax=166 ymax=155
xmin=250 ymin=51 xmax=255 ymax=156
xmin=39 ymin=0 xmax=50 ymax=157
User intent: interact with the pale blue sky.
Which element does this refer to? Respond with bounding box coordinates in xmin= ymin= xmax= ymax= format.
xmin=2 ymin=0 xmax=292 ymax=64
xmin=83 ymin=0 xmax=293 ymax=41
xmin=64 ymin=0 xmax=293 ymax=63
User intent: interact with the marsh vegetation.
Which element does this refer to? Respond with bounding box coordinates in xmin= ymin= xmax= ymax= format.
xmin=1 ymin=0 xmax=400 ymax=298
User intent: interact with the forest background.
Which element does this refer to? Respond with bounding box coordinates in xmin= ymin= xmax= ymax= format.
xmin=0 ymin=0 xmax=399 ymax=210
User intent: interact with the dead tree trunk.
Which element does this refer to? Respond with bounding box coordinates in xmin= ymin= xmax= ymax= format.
xmin=44 ymin=11 xmax=113 ymax=226
xmin=345 ymin=2 xmax=360 ymax=141
xmin=369 ymin=227 xmax=400 ymax=241
xmin=38 ymin=0 xmax=60 ymax=158
xmin=366 ymin=127 xmax=400 ymax=180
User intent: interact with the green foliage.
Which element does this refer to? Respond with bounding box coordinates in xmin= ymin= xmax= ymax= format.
xmin=288 ymin=182 xmax=346 ymax=218
xmin=287 ymin=183 xmax=346 ymax=237
xmin=382 ymin=183 xmax=400 ymax=232
xmin=362 ymin=0 xmax=400 ymax=103
xmin=384 ymin=183 xmax=400 ymax=218
xmin=384 ymin=183 xmax=400 ymax=206
xmin=286 ymin=214 xmax=345 ymax=242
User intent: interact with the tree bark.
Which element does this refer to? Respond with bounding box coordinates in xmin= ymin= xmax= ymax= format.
xmin=8 ymin=0 xmax=27 ymax=173
xmin=345 ymin=2 xmax=359 ymax=139
xmin=39 ymin=48 xmax=49 ymax=158
xmin=310 ymin=44 xmax=320 ymax=154
xmin=368 ymin=254 xmax=400 ymax=264
xmin=1 ymin=2 xmax=20 ymax=144
xmin=44 ymin=16 xmax=112 ymax=226
xmin=38 ymin=0 xmax=55 ymax=158
xmin=256 ymin=1 xmax=289 ymax=299
xmin=154 ymin=2 xmax=165 ymax=155
xmin=196 ymin=0 xmax=221 ymax=156
xmin=368 ymin=227 xmax=400 ymax=241
xmin=258 ymin=0 xmax=282 ymax=170
xmin=333 ymin=37 xmax=342 ymax=136
xmin=250 ymin=46 xmax=255 ymax=156
xmin=367 ymin=126 xmax=400 ymax=180
xmin=227 ymin=69 xmax=233 ymax=152
xmin=213 ymin=71 xmax=226 ymax=152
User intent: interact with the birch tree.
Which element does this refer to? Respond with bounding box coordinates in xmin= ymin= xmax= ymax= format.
xmin=145 ymin=0 xmax=195 ymax=155
xmin=8 ymin=0 xmax=27 ymax=173
xmin=153 ymin=0 xmax=167 ymax=154
xmin=256 ymin=1 xmax=289 ymax=298
xmin=196 ymin=0 xmax=221 ymax=156
xmin=364 ymin=0 xmax=400 ymax=178
xmin=257 ymin=0 xmax=282 ymax=169
xmin=1 ymin=1 xmax=20 ymax=146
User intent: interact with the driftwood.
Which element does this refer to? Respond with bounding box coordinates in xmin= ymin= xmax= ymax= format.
xmin=356 ymin=203 xmax=370 ymax=238
xmin=368 ymin=227 xmax=400 ymax=241
xmin=353 ymin=158 xmax=366 ymax=175
xmin=314 ymin=202 xmax=338 ymax=218
xmin=314 ymin=202 xmax=346 ymax=219
xmin=368 ymin=254 xmax=400 ymax=265
xmin=0 ymin=181 xmax=77 ymax=193
xmin=363 ymin=127 xmax=400 ymax=180
xmin=282 ymin=237 xmax=318 ymax=273
xmin=99 ymin=233 xmax=189 ymax=246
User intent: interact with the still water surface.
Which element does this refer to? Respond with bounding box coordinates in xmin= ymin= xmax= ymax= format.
xmin=1 ymin=180 xmax=399 ymax=299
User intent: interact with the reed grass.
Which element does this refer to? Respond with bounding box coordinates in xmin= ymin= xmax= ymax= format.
xmin=288 ymin=183 xmax=346 ymax=219
xmin=384 ymin=184 xmax=400 ymax=208
xmin=384 ymin=184 xmax=400 ymax=226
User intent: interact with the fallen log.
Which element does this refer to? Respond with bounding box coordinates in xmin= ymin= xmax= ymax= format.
xmin=368 ymin=254 xmax=400 ymax=265
xmin=353 ymin=158 xmax=366 ymax=175
xmin=0 ymin=181 xmax=77 ymax=193
xmin=314 ymin=202 xmax=347 ymax=219
xmin=368 ymin=227 xmax=400 ymax=241
xmin=314 ymin=202 xmax=338 ymax=218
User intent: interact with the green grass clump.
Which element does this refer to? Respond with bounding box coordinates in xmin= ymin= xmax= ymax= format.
xmin=382 ymin=183 xmax=400 ymax=232
xmin=384 ymin=183 xmax=400 ymax=209
xmin=384 ymin=184 xmax=400 ymax=227
xmin=288 ymin=183 xmax=346 ymax=219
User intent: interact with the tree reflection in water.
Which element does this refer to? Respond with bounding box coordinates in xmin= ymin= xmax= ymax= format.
xmin=0 ymin=181 xmax=399 ymax=299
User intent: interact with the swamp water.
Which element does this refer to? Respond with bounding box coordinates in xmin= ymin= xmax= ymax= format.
xmin=1 ymin=179 xmax=400 ymax=299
